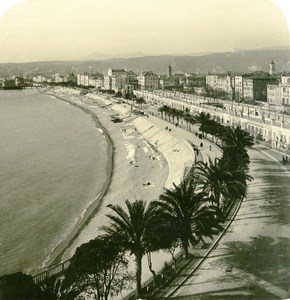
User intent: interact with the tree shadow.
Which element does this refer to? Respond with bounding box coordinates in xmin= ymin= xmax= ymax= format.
xmin=248 ymin=157 xmax=290 ymax=226
xmin=218 ymin=235 xmax=290 ymax=292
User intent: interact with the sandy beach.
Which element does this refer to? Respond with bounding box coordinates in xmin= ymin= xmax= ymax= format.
xmin=39 ymin=87 xmax=195 ymax=296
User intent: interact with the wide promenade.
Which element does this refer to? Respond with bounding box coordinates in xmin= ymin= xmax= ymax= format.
xmin=140 ymin=98 xmax=290 ymax=299
xmin=34 ymin=89 xmax=290 ymax=299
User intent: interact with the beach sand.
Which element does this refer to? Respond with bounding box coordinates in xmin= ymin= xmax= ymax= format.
xmin=41 ymin=87 xmax=195 ymax=297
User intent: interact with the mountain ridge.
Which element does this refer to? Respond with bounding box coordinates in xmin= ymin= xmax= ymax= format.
xmin=0 ymin=47 xmax=289 ymax=77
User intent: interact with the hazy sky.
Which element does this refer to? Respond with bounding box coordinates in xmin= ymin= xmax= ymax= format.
xmin=0 ymin=0 xmax=289 ymax=63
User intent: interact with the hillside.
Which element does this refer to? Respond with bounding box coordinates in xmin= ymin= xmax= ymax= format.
xmin=0 ymin=48 xmax=289 ymax=77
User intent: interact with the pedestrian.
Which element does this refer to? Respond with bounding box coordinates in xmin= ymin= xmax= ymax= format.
xmin=286 ymin=156 xmax=289 ymax=164
xmin=195 ymin=132 xmax=198 ymax=137
xmin=282 ymin=156 xmax=285 ymax=164
xmin=200 ymin=142 xmax=203 ymax=148
xmin=209 ymin=145 xmax=212 ymax=151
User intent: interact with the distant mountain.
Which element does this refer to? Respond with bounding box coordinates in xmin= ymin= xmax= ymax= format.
xmin=0 ymin=48 xmax=289 ymax=77
xmin=81 ymin=52 xmax=148 ymax=60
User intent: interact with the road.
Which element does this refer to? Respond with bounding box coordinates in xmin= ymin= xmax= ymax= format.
xmin=104 ymin=99 xmax=290 ymax=299
xmin=167 ymin=146 xmax=290 ymax=299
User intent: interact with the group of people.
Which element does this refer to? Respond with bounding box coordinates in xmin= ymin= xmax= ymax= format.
xmin=282 ymin=156 xmax=290 ymax=165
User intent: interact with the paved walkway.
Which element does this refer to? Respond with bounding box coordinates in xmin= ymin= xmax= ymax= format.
xmin=142 ymin=109 xmax=290 ymax=299
xmin=94 ymin=99 xmax=290 ymax=299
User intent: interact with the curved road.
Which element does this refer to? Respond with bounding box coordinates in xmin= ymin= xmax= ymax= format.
xmin=169 ymin=146 xmax=290 ymax=299
xmin=105 ymin=101 xmax=290 ymax=299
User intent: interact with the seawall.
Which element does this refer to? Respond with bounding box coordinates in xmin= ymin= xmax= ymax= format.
xmin=132 ymin=117 xmax=195 ymax=188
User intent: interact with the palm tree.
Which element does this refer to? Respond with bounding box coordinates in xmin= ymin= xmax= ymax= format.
xmin=220 ymin=125 xmax=254 ymax=173
xmin=194 ymin=157 xmax=245 ymax=210
xmin=193 ymin=111 xmax=212 ymax=137
xmin=101 ymin=200 xmax=158 ymax=299
xmin=158 ymin=105 xmax=170 ymax=121
xmin=175 ymin=109 xmax=184 ymax=125
xmin=158 ymin=105 xmax=166 ymax=119
xmin=153 ymin=178 xmax=222 ymax=257
xmin=221 ymin=125 xmax=254 ymax=151
xmin=136 ymin=97 xmax=146 ymax=110
xmin=183 ymin=113 xmax=193 ymax=130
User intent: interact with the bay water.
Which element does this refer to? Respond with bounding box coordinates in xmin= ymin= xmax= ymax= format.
xmin=0 ymin=90 xmax=108 ymax=275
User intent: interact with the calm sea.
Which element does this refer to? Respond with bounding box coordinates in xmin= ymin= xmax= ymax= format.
xmin=0 ymin=90 xmax=108 ymax=276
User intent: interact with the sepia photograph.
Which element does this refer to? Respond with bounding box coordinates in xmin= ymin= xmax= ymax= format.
xmin=0 ymin=0 xmax=290 ymax=299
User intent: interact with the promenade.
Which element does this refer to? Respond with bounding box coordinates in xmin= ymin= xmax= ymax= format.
xmin=146 ymin=115 xmax=290 ymax=299
xmin=34 ymin=90 xmax=290 ymax=300
xmin=136 ymin=100 xmax=290 ymax=299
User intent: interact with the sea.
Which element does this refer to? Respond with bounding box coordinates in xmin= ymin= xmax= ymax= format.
xmin=0 ymin=89 xmax=109 ymax=276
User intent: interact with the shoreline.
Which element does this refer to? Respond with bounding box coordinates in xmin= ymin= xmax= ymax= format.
xmin=37 ymin=89 xmax=115 ymax=270
xmin=33 ymin=87 xmax=195 ymax=293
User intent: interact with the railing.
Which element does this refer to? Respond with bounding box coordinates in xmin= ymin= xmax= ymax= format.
xmin=33 ymin=259 xmax=71 ymax=283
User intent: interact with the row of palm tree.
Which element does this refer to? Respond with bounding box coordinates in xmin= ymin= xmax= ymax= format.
xmin=60 ymin=107 xmax=254 ymax=299
xmin=101 ymin=180 xmax=223 ymax=298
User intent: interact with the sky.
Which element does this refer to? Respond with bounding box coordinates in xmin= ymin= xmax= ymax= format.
xmin=0 ymin=0 xmax=289 ymax=63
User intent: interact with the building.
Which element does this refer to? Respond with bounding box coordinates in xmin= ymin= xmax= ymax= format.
xmin=234 ymin=76 xmax=243 ymax=100
xmin=137 ymin=71 xmax=159 ymax=90
xmin=111 ymin=76 xmax=125 ymax=92
xmin=135 ymin=89 xmax=290 ymax=151
xmin=216 ymin=75 xmax=233 ymax=95
xmin=88 ymin=75 xmax=103 ymax=88
xmin=269 ymin=60 xmax=276 ymax=75
xmin=184 ymin=74 xmax=206 ymax=88
xmin=107 ymin=68 xmax=127 ymax=77
xmin=243 ymin=78 xmax=253 ymax=100
xmin=125 ymin=71 xmax=138 ymax=90
xmin=243 ymin=75 xmax=278 ymax=102
xmin=33 ymin=75 xmax=47 ymax=83
xmin=206 ymin=74 xmax=233 ymax=99
xmin=77 ymin=73 xmax=90 ymax=86
xmin=159 ymin=76 xmax=179 ymax=90
xmin=53 ymin=74 xmax=68 ymax=83
xmin=267 ymin=75 xmax=290 ymax=106
xmin=103 ymin=69 xmax=137 ymax=93
xmin=205 ymin=75 xmax=218 ymax=89
xmin=1 ymin=79 xmax=16 ymax=89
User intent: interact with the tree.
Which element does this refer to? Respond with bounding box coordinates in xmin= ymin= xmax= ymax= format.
xmin=0 ymin=272 xmax=41 ymax=300
xmin=158 ymin=105 xmax=166 ymax=119
xmin=37 ymin=276 xmax=62 ymax=300
xmin=124 ymin=92 xmax=131 ymax=100
xmin=145 ymin=214 xmax=179 ymax=288
xmin=194 ymin=157 xmax=242 ymax=209
xmin=153 ymin=178 xmax=222 ymax=257
xmin=221 ymin=125 xmax=254 ymax=153
xmin=220 ymin=125 xmax=254 ymax=175
xmin=193 ymin=112 xmax=212 ymax=137
xmin=136 ymin=97 xmax=146 ymax=110
xmin=61 ymin=236 xmax=132 ymax=300
xmin=102 ymin=200 xmax=159 ymax=299
xmin=183 ymin=113 xmax=194 ymax=130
